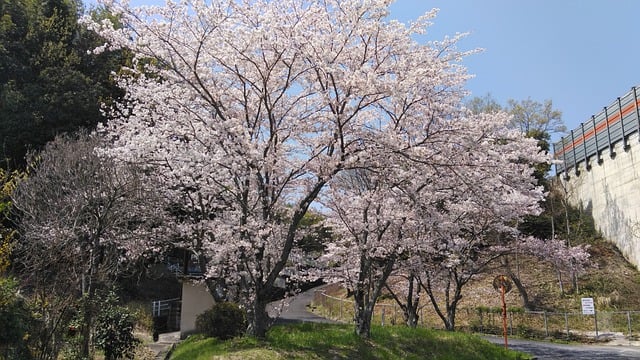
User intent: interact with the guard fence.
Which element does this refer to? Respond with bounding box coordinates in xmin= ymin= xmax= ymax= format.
xmin=312 ymin=290 xmax=640 ymax=341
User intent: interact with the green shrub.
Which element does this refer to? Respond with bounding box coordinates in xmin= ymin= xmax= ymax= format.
xmin=196 ymin=302 xmax=247 ymax=340
xmin=127 ymin=300 xmax=154 ymax=332
xmin=94 ymin=292 xmax=140 ymax=360
xmin=0 ymin=276 xmax=33 ymax=359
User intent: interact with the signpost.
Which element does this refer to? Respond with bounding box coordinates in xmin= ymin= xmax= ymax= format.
xmin=581 ymin=297 xmax=595 ymax=315
xmin=581 ymin=297 xmax=598 ymax=339
xmin=493 ymin=275 xmax=512 ymax=349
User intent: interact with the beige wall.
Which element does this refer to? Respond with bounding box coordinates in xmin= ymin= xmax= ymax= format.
xmin=561 ymin=132 xmax=640 ymax=269
xmin=180 ymin=280 xmax=215 ymax=338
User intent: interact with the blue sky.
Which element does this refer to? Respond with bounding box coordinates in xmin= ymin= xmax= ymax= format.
xmin=92 ymin=0 xmax=640 ymax=142
xmin=389 ymin=0 xmax=639 ymax=142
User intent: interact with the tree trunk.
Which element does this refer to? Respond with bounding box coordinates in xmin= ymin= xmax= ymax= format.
xmin=406 ymin=308 xmax=419 ymax=328
xmin=445 ymin=279 xmax=462 ymax=331
xmin=555 ymin=265 xmax=564 ymax=295
xmin=246 ymin=296 xmax=270 ymax=338
xmin=81 ymin=242 xmax=100 ymax=359
xmin=502 ymin=257 xmax=534 ymax=310
xmin=354 ymin=302 xmax=374 ymax=338
xmin=422 ymin=275 xmax=453 ymax=331
xmin=352 ymin=252 xmax=396 ymax=338
xmin=445 ymin=310 xmax=455 ymax=331
xmin=80 ymin=284 xmax=96 ymax=359
xmin=386 ymin=274 xmax=420 ymax=328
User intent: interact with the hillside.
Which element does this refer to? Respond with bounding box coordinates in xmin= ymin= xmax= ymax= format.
xmin=460 ymin=239 xmax=640 ymax=313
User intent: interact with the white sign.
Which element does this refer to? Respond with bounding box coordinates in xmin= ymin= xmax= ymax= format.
xmin=581 ymin=297 xmax=595 ymax=315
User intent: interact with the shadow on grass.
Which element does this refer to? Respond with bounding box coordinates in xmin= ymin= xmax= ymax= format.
xmin=171 ymin=335 xmax=263 ymax=360
xmin=265 ymin=323 xmax=530 ymax=360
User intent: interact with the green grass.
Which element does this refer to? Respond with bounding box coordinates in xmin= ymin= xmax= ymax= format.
xmin=170 ymin=323 xmax=532 ymax=360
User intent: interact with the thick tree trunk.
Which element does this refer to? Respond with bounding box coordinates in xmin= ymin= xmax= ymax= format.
xmin=354 ymin=302 xmax=374 ymax=338
xmin=353 ymin=252 xmax=396 ymax=338
xmin=406 ymin=308 xmax=419 ymax=328
xmin=404 ymin=275 xmax=420 ymax=328
xmin=246 ymin=296 xmax=271 ymax=338
xmin=445 ymin=306 xmax=456 ymax=331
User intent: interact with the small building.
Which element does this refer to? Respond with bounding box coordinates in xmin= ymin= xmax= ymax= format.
xmin=179 ymin=279 xmax=215 ymax=338
xmin=160 ymin=249 xmax=216 ymax=339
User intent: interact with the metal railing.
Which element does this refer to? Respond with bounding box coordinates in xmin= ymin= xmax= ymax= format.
xmin=553 ymin=86 xmax=640 ymax=175
xmin=152 ymin=298 xmax=181 ymax=333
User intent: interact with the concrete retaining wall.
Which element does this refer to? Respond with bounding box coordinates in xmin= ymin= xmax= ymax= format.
xmin=561 ymin=132 xmax=640 ymax=269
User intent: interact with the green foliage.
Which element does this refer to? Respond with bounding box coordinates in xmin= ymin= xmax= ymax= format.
xmin=196 ymin=302 xmax=247 ymax=340
xmin=519 ymin=179 xmax=599 ymax=244
xmin=0 ymin=276 xmax=33 ymax=359
xmin=126 ymin=300 xmax=154 ymax=333
xmin=0 ymin=168 xmax=22 ymax=273
xmin=296 ymin=211 xmax=333 ymax=255
xmin=0 ymin=170 xmax=28 ymax=359
xmin=0 ymin=0 xmax=128 ymax=168
xmin=93 ymin=292 xmax=140 ymax=360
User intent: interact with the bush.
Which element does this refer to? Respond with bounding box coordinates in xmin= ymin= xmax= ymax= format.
xmin=0 ymin=277 xmax=33 ymax=359
xmin=127 ymin=300 xmax=154 ymax=332
xmin=94 ymin=292 xmax=140 ymax=360
xmin=196 ymin=302 xmax=247 ymax=340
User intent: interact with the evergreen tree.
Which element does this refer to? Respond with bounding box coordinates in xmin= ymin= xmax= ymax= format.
xmin=0 ymin=0 xmax=127 ymax=169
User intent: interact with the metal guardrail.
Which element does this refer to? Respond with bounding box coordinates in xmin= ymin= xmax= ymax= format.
xmin=553 ymin=86 xmax=640 ymax=175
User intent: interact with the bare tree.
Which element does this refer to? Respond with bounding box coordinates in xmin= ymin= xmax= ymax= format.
xmin=506 ymin=98 xmax=565 ymax=137
xmin=12 ymin=132 xmax=166 ymax=359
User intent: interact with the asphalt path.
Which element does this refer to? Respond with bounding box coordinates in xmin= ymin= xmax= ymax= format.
xmin=483 ymin=335 xmax=640 ymax=359
xmin=273 ymin=285 xmax=640 ymax=359
xmin=269 ymin=285 xmax=339 ymax=325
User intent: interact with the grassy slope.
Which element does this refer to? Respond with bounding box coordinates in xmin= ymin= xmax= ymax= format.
xmin=170 ymin=323 xmax=530 ymax=360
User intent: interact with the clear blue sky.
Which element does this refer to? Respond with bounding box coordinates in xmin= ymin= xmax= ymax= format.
xmin=389 ymin=0 xmax=640 ymax=142
xmin=92 ymin=0 xmax=640 ymax=141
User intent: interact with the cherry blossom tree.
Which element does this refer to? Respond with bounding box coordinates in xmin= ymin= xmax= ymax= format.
xmin=324 ymin=109 xmax=547 ymax=334
xmin=408 ymin=112 xmax=547 ymax=331
xmin=518 ymin=236 xmax=590 ymax=296
xmin=84 ymin=0 xmax=477 ymax=337
xmin=322 ymin=168 xmax=413 ymax=336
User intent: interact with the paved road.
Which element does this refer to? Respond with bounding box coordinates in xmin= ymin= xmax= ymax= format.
xmin=270 ymin=285 xmax=339 ymax=324
xmin=483 ymin=335 xmax=640 ymax=359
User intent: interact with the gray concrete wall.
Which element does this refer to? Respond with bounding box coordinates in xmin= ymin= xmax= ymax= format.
xmin=180 ymin=280 xmax=215 ymax=338
xmin=561 ymin=132 xmax=640 ymax=269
